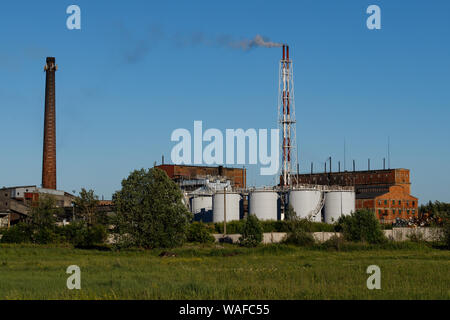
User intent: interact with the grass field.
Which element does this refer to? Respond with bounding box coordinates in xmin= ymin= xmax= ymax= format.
xmin=0 ymin=243 xmax=449 ymax=299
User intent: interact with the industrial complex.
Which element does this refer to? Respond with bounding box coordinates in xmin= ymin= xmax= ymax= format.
xmin=0 ymin=45 xmax=419 ymax=228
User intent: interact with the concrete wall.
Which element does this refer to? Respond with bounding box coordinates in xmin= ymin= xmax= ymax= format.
xmin=212 ymin=228 xmax=442 ymax=244
xmin=383 ymin=227 xmax=442 ymax=242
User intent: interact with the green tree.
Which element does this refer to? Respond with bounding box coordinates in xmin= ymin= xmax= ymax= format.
xmin=284 ymin=204 xmax=297 ymax=221
xmin=29 ymin=196 xmax=60 ymax=230
xmin=239 ymin=214 xmax=263 ymax=247
xmin=73 ymin=188 xmax=105 ymax=226
xmin=337 ymin=210 xmax=386 ymax=244
xmin=28 ymin=196 xmax=63 ymax=244
xmin=113 ymin=168 xmax=192 ymax=248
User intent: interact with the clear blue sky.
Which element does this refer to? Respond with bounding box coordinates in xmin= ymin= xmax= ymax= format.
xmin=0 ymin=0 xmax=449 ymax=203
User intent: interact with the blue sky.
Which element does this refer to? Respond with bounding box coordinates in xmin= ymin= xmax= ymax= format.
xmin=0 ymin=0 xmax=449 ymax=203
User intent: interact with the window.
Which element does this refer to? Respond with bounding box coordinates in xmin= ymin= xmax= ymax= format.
xmin=407 ymin=200 xmax=410 ymax=206
xmin=392 ymin=200 xmax=395 ymax=205
xmin=392 ymin=209 xmax=396 ymax=215
xmin=378 ymin=200 xmax=381 ymax=205
xmin=399 ymin=200 xmax=402 ymax=205
xmin=399 ymin=209 xmax=402 ymax=214
xmin=412 ymin=201 xmax=415 ymax=206
xmin=407 ymin=210 xmax=410 ymax=215
xmin=384 ymin=200 xmax=387 ymax=205
xmin=378 ymin=210 xmax=382 ymax=215
xmin=412 ymin=210 xmax=416 ymax=215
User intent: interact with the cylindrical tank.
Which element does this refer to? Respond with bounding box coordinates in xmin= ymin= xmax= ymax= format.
xmin=288 ymin=189 xmax=323 ymax=222
xmin=190 ymin=195 xmax=213 ymax=214
xmin=190 ymin=194 xmax=213 ymax=222
xmin=213 ymin=191 xmax=242 ymax=223
xmin=323 ymin=191 xmax=355 ymax=224
xmin=249 ymin=189 xmax=279 ymax=221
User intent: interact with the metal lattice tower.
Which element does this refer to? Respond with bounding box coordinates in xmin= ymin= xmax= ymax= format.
xmin=278 ymin=45 xmax=297 ymax=187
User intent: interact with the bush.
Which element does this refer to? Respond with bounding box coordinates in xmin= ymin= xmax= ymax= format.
xmin=239 ymin=215 xmax=263 ymax=247
xmin=187 ymin=222 xmax=215 ymax=243
xmin=320 ymin=235 xmax=346 ymax=251
xmin=0 ymin=223 xmax=33 ymax=243
xmin=76 ymin=224 xmax=108 ymax=248
xmin=283 ymin=217 xmax=315 ymax=246
xmin=58 ymin=222 xmax=107 ymax=247
xmin=214 ymin=220 xmax=243 ymax=234
xmin=33 ymin=227 xmax=59 ymax=244
xmin=337 ymin=210 xmax=387 ymax=244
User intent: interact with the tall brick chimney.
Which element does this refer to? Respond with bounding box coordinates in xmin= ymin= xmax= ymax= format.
xmin=42 ymin=57 xmax=57 ymax=190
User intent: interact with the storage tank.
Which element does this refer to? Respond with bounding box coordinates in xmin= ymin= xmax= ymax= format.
xmin=323 ymin=191 xmax=355 ymax=224
xmin=190 ymin=194 xmax=213 ymax=222
xmin=288 ymin=189 xmax=323 ymax=222
xmin=212 ymin=191 xmax=242 ymax=223
xmin=249 ymin=189 xmax=279 ymax=221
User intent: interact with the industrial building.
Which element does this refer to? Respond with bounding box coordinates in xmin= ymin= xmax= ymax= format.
xmin=0 ymin=186 xmax=75 ymax=226
xmin=156 ymin=164 xmax=246 ymax=190
xmin=0 ymin=57 xmax=76 ymax=227
xmin=292 ymin=168 xmax=418 ymax=224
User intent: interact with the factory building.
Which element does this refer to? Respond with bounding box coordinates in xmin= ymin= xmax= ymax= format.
xmin=0 ymin=186 xmax=75 ymax=226
xmin=156 ymin=164 xmax=246 ymax=190
xmin=292 ymin=168 xmax=418 ymax=223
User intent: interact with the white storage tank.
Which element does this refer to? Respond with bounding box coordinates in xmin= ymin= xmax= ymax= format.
xmin=190 ymin=195 xmax=213 ymax=214
xmin=323 ymin=191 xmax=355 ymax=224
xmin=288 ymin=189 xmax=323 ymax=222
xmin=249 ymin=189 xmax=279 ymax=221
xmin=190 ymin=194 xmax=213 ymax=222
xmin=213 ymin=191 xmax=242 ymax=223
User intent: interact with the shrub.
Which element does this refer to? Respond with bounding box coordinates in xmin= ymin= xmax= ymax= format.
xmin=57 ymin=222 xmax=107 ymax=247
xmin=320 ymin=235 xmax=346 ymax=251
xmin=337 ymin=210 xmax=387 ymax=244
xmin=239 ymin=215 xmax=263 ymax=247
xmin=33 ymin=227 xmax=59 ymax=244
xmin=283 ymin=217 xmax=315 ymax=246
xmin=0 ymin=223 xmax=33 ymax=243
xmin=75 ymin=224 xmax=108 ymax=248
xmin=187 ymin=222 xmax=215 ymax=243
xmin=214 ymin=220 xmax=243 ymax=234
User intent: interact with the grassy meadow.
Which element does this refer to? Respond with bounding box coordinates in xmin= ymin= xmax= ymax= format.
xmin=0 ymin=243 xmax=449 ymax=300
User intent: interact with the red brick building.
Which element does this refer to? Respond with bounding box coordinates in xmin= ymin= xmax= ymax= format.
xmin=293 ymin=168 xmax=418 ymax=223
xmin=156 ymin=164 xmax=246 ymax=189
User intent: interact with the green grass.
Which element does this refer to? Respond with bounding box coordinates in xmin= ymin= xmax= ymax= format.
xmin=0 ymin=243 xmax=449 ymax=299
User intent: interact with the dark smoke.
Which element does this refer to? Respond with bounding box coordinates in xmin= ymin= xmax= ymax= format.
xmin=117 ymin=24 xmax=283 ymax=64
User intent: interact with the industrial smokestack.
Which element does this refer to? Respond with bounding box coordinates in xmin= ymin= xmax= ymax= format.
xmin=42 ymin=57 xmax=57 ymax=190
